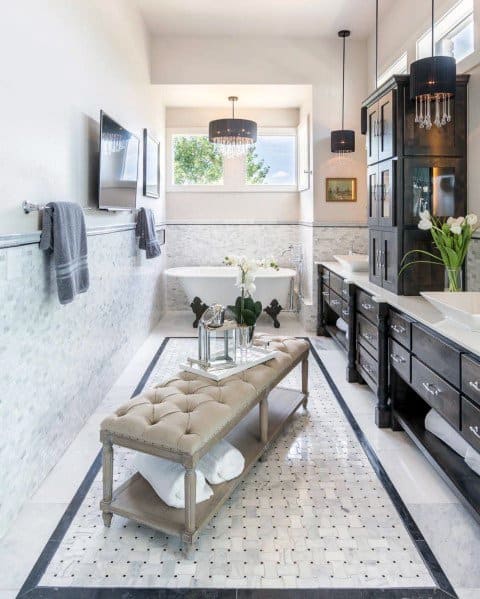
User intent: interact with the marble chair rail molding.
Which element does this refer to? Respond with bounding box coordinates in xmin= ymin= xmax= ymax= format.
xmin=0 ymin=221 xmax=167 ymax=249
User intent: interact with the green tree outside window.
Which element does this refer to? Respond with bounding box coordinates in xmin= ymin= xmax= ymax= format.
xmin=246 ymin=147 xmax=270 ymax=184
xmin=173 ymin=136 xmax=223 ymax=185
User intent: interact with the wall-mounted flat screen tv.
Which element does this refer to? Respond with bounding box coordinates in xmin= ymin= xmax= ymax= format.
xmin=98 ymin=111 xmax=139 ymax=210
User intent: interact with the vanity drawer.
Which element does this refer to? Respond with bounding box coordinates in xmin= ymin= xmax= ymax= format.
xmin=357 ymin=344 xmax=378 ymax=385
xmin=357 ymin=290 xmax=378 ymax=323
xmin=327 ymin=290 xmax=343 ymax=314
xmin=461 ymin=397 xmax=480 ymax=453
xmin=411 ymin=357 xmax=460 ymax=428
xmin=461 ymin=355 xmax=480 ymax=408
xmin=357 ymin=314 xmax=378 ymax=353
xmin=412 ymin=324 xmax=461 ymax=388
xmin=340 ymin=301 xmax=350 ymax=323
xmin=320 ymin=268 xmax=330 ymax=287
xmin=390 ymin=338 xmax=410 ymax=382
xmin=329 ymin=273 xmax=344 ymax=297
xmin=389 ymin=311 xmax=412 ymax=350
xmin=321 ymin=287 xmax=330 ymax=305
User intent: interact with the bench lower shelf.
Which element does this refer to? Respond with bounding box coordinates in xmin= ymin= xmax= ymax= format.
xmin=106 ymin=386 xmax=306 ymax=542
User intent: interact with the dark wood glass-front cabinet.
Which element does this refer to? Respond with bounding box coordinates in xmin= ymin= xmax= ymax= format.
xmin=362 ymin=75 xmax=468 ymax=295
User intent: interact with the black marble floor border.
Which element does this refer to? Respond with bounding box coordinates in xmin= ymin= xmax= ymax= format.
xmin=16 ymin=337 xmax=456 ymax=599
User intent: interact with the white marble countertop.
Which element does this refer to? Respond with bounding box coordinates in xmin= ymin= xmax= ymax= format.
xmin=317 ymin=261 xmax=480 ymax=358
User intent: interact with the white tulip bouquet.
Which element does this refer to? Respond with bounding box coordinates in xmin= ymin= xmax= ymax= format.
xmin=400 ymin=211 xmax=479 ymax=292
xmin=223 ymin=255 xmax=279 ymax=326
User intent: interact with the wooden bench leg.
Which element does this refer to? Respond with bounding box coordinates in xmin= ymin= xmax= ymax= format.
xmin=302 ymin=356 xmax=309 ymax=408
xmin=102 ymin=438 xmax=113 ymax=527
xmin=259 ymin=397 xmax=269 ymax=444
xmin=184 ymin=466 xmax=196 ymax=538
xmin=259 ymin=396 xmax=269 ymax=461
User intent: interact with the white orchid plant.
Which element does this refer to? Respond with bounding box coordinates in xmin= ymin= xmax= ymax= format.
xmin=400 ymin=211 xmax=478 ymax=291
xmin=223 ymin=255 xmax=279 ymax=326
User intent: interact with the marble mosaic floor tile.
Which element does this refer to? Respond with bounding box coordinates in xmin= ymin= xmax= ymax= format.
xmin=21 ymin=338 xmax=447 ymax=594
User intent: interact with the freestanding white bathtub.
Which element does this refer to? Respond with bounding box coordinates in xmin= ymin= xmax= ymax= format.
xmin=166 ymin=266 xmax=296 ymax=327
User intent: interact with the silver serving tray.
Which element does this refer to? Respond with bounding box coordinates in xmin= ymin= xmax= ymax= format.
xmin=180 ymin=347 xmax=279 ymax=381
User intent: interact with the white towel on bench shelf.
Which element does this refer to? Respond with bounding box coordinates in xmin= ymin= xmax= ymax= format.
xmin=198 ymin=440 xmax=245 ymax=485
xmin=135 ymin=453 xmax=213 ymax=509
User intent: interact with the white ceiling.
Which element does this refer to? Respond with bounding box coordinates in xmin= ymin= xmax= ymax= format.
xmin=134 ymin=0 xmax=395 ymax=39
xmin=156 ymin=84 xmax=312 ymax=108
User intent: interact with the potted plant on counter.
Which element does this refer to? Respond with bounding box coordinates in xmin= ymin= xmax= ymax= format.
xmin=224 ymin=255 xmax=279 ymax=356
xmin=400 ymin=211 xmax=478 ymax=292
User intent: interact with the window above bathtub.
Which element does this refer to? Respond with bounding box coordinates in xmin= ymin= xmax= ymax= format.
xmin=167 ymin=127 xmax=297 ymax=192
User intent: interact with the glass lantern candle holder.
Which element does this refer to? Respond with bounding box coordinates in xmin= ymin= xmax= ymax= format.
xmin=189 ymin=304 xmax=238 ymax=371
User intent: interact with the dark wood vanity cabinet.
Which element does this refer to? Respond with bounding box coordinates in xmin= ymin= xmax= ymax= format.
xmin=317 ymin=264 xmax=357 ymax=383
xmin=388 ymin=311 xmax=480 ymax=523
xmin=362 ymin=75 xmax=469 ymax=295
xmin=354 ymin=289 xmax=390 ymax=428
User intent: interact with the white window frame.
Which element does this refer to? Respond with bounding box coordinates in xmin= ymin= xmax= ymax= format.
xmin=167 ymin=127 xmax=298 ymax=193
xmin=377 ymin=52 xmax=408 ymax=87
xmin=416 ymin=0 xmax=474 ymax=62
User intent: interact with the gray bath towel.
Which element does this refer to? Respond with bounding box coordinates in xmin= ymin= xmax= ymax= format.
xmin=136 ymin=207 xmax=161 ymax=259
xmin=39 ymin=202 xmax=89 ymax=305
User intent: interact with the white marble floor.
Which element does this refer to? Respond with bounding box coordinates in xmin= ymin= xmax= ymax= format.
xmin=0 ymin=312 xmax=479 ymax=598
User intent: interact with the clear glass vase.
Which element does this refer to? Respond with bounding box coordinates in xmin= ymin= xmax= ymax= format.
xmin=444 ymin=267 xmax=463 ymax=292
xmin=237 ymin=325 xmax=255 ymax=361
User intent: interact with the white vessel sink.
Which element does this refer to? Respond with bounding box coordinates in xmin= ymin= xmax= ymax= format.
xmin=333 ymin=254 xmax=369 ymax=273
xmin=420 ymin=292 xmax=480 ymax=331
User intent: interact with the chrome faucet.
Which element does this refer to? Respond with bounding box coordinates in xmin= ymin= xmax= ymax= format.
xmin=279 ymin=244 xmax=304 ymax=305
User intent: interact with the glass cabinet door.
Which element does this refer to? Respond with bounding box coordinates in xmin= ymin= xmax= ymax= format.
xmin=378 ymin=91 xmax=395 ymax=162
xmin=378 ymin=160 xmax=395 ymax=227
xmin=367 ymin=165 xmax=378 ymax=225
xmin=403 ymin=158 xmax=466 ymax=226
xmin=367 ymin=102 xmax=379 ymax=165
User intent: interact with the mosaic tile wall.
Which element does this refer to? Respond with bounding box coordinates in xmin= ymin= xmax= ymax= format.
xmin=165 ymin=224 xmax=300 ymax=310
xmin=165 ymin=224 xmax=369 ymax=333
xmin=467 ymin=237 xmax=480 ymax=291
xmin=0 ymin=230 xmax=166 ymax=537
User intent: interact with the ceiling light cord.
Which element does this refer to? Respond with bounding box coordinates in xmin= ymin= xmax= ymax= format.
xmin=431 ymin=0 xmax=435 ymax=57
xmin=342 ymin=33 xmax=346 ymax=129
xmin=375 ymin=0 xmax=378 ymax=88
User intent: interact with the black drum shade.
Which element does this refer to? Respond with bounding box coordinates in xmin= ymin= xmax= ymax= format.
xmin=208 ymin=96 xmax=258 ymax=157
xmin=410 ymin=56 xmax=456 ymax=99
xmin=332 ymin=30 xmax=355 ymax=154
xmin=331 ymin=129 xmax=355 ymax=153
xmin=208 ymin=118 xmax=257 ymax=145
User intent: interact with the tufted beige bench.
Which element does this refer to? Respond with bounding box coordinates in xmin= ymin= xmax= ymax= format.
xmin=100 ymin=336 xmax=309 ymax=545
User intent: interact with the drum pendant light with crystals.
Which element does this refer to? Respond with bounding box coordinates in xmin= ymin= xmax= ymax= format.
xmin=331 ymin=30 xmax=355 ymax=154
xmin=410 ymin=0 xmax=456 ymax=129
xmin=209 ymin=96 xmax=257 ymax=158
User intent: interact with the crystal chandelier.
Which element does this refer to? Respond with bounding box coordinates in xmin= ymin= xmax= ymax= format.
xmin=209 ymin=96 xmax=257 ymax=158
xmin=331 ymin=30 xmax=355 ymax=154
xmin=410 ymin=0 xmax=456 ymax=130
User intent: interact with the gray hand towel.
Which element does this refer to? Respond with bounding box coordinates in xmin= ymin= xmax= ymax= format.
xmin=39 ymin=202 xmax=89 ymax=305
xmin=136 ymin=207 xmax=161 ymax=259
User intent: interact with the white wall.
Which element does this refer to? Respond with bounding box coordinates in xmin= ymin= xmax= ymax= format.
xmin=165 ymin=106 xmax=300 ymax=222
xmin=0 ymin=0 xmax=166 ymax=235
xmin=0 ymin=0 xmax=167 ymax=537
xmin=151 ymin=36 xmax=368 ymax=225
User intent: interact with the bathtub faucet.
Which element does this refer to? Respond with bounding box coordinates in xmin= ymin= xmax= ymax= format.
xmin=279 ymin=243 xmax=304 ymax=306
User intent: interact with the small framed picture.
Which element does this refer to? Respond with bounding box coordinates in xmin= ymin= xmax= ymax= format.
xmin=326 ymin=177 xmax=357 ymax=202
xmin=143 ymin=129 xmax=160 ymax=198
